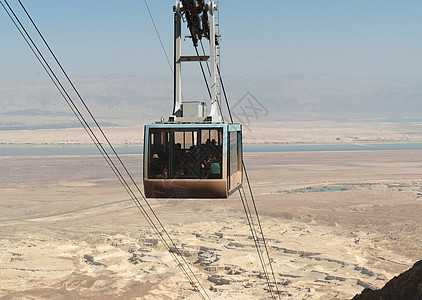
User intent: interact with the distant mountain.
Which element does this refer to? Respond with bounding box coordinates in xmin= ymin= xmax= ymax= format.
xmin=223 ymin=74 xmax=422 ymax=122
xmin=1 ymin=74 xmax=421 ymax=129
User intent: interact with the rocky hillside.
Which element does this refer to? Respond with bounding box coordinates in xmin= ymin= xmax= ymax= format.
xmin=352 ymin=260 xmax=422 ymax=300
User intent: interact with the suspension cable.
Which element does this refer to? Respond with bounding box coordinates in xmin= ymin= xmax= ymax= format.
xmin=144 ymin=0 xmax=185 ymax=107
xmin=195 ymin=45 xmax=212 ymax=100
xmin=0 ymin=1 xmax=140 ymax=227
xmin=211 ymin=28 xmax=281 ymax=299
xmin=242 ymin=163 xmax=281 ymax=297
xmin=197 ymin=40 xmax=225 ymax=122
xmin=3 ymin=1 xmax=210 ymax=298
xmin=143 ymin=0 xmax=173 ymax=75
xmin=147 ymin=0 xmax=281 ymax=294
xmin=199 ymin=7 xmax=280 ymax=298
xmin=216 ymin=64 xmax=234 ymax=124
xmin=238 ymin=187 xmax=276 ymax=299
xmin=200 ymin=40 xmax=212 ymax=76
xmin=3 ymin=0 xmax=280 ymax=298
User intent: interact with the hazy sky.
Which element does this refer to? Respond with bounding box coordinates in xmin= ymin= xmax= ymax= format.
xmin=1 ymin=0 xmax=421 ymax=81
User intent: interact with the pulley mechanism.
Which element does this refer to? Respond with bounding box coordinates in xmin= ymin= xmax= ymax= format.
xmin=179 ymin=0 xmax=210 ymax=47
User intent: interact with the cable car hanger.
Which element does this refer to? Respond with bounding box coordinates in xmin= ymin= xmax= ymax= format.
xmin=173 ymin=0 xmax=219 ymax=122
xmin=143 ymin=0 xmax=243 ymax=199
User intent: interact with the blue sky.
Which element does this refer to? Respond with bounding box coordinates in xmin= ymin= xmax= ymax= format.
xmin=1 ymin=0 xmax=421 ymax=81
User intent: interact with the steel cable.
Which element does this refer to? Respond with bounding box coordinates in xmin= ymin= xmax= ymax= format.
xmin=238 ymin=187 xmax=276 ymax=299
xmin=195 ymin=46 xmax=212 ymax=100
xmin=143 ymin=0 xmax=173 ymax=75
xmin=3 ymin=1 xmax=210 ymax=298
xmin=212 ymin=31 xmax=282 ymax=299
xmin=3 ymin=0 xmax=280 ymax=297
xmin=145 ymin=2 xmax=282 ymax=295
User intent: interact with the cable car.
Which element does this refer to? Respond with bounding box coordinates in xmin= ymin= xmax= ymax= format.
xmin=143 ymin=1 xmax=242 ymax=198
xmin=144 ymin=122 xmax=242 ymax=198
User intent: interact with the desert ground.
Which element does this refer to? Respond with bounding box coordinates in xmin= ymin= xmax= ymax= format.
xmin=1 ymin=124 xmax=422 ymax=299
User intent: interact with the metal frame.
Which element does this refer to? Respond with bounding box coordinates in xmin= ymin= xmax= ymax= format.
xmin=173 ymin=1 xmax=221 ymax=122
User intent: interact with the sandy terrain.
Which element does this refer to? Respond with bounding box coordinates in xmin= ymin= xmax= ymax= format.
xmin=1 ymin=149 xmax=421 ymax=299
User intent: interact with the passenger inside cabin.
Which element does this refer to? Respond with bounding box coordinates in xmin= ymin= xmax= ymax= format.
xmin=150 ymin=153 xmax=167 ymax=179
xmin=209 ymin=156 xmax=221 ymax=179
xmin=200 ymin=154 xmax=212 ymax=178
xmin=167 ymin=133 xmax=223 ymax=179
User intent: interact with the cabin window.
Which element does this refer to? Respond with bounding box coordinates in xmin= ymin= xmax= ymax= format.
xmin=171 ymin=130 xmax=200 ymax=178
xmin=148 ymin=128 xmax=223 ymax=180
xmin=148 ymin=129 xmax=170 ymax=179
xmin=200 ymin=129 xmax=223 ymax=179
xmin=229 ymin=131 xmax=242 ymax=190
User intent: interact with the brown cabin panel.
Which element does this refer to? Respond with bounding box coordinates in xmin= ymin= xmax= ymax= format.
xmin=144 ymin=179 xmax=228 ymax=198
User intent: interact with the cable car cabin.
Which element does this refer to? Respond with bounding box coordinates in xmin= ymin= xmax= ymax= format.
xmin=143 ymin=123 xmax=242 ymax=198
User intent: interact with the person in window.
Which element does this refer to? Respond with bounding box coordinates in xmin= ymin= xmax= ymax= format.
xmin=150 ymin=153 xmax=165 ymax=179
xmin=209 ymin=156 xmax=221 ymax=179
xmin=200 ymin=154 xmax=212 ymax=178
xmin=172 ymin=143 xmax=184 ymax=177
xmin=185 ymin=160 xmax=196 ymax=178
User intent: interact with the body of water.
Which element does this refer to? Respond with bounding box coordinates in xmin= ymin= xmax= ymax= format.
xmin=244 ymin=143 xmax=422 ymax=152
xmin=2 ymin=143 xmax=422 ymax=156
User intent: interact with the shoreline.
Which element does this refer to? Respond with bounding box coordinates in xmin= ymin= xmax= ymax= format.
xmin=1 ymin=121 xmax=422 ymax=146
